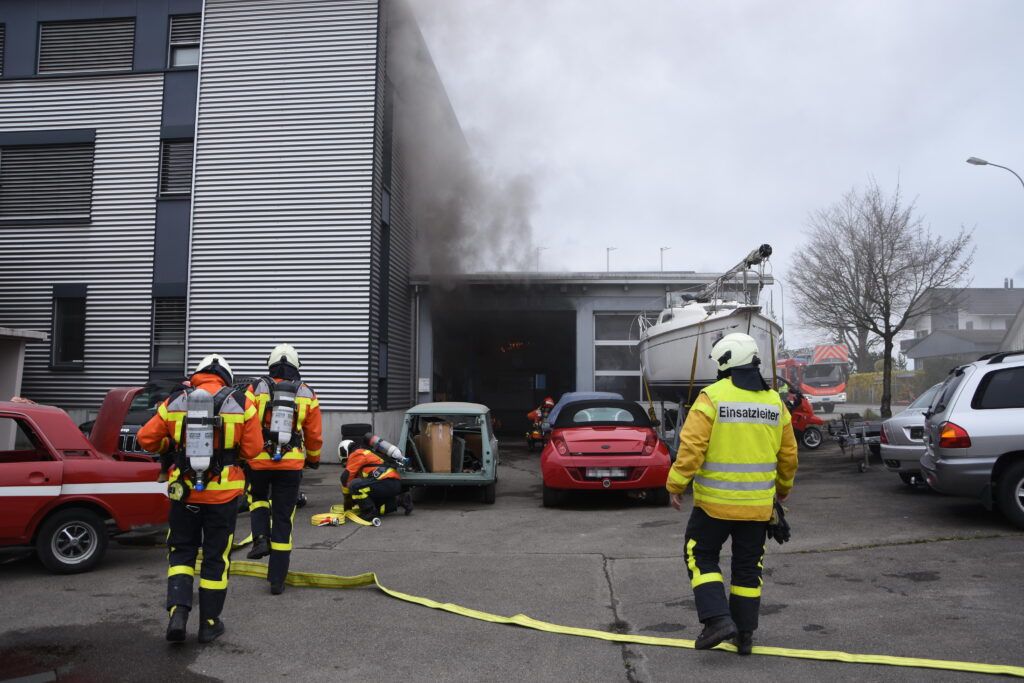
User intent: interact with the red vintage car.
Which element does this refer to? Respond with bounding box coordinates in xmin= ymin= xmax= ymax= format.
xmin=0 ymin=393 xmax=168 ymax=573
xmin=540 ymin=399 xmax=672 ymax=507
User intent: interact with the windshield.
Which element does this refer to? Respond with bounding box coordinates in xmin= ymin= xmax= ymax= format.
xmin=804 ymin=364 xmax=843 ymax=381
xmin=907 ymin=383 xmax=941 ymax=410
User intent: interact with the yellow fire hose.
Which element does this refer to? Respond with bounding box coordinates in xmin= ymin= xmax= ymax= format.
xmin=223 ymin=553 xmax=1023 ymax=677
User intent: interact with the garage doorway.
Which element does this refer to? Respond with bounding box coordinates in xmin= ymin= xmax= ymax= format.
xmin=432 ymin=309 xmax=575 ymax=436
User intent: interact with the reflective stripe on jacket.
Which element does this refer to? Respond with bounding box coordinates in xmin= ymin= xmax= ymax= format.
xmin=666 ymin=377 xmax=798 ymax=521
xmin=137 ymin=373 xmax=262 ymax=504
xmin=246 ymin=377 xmax=324 ymax=470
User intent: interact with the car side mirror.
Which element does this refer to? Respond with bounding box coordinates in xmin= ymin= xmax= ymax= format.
xmin=651 ymin=419 xmax=661 ymax=427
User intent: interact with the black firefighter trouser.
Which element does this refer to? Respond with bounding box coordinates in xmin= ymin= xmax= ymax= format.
xmin=166 ymin=497 xmax=239 ymax=619
xmin=348 ymin=477 xmax=401 ymax=517
xmin=683 ymin=506 xmax=768 ymax=633
xmin=248 ymin=468 xmax=302 ymax=586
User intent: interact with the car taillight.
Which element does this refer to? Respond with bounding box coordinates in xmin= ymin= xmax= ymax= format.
xmin=938 ymin=422 xmax=971 ymax=448
xmin=552 ymin=435 xmax=569 ymax=456
xmin=642 ymin=432 xmax=657 ymax=456
xmin=879 ymin=425 xmax=888 ymax=445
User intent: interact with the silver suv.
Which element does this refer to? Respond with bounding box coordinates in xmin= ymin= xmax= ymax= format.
xmin=919 ymin=350 xmax=1024 ymax=527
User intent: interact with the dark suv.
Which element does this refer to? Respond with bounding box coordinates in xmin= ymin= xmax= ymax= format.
xmin=919 ymin=350 xmax=1024 ymax=527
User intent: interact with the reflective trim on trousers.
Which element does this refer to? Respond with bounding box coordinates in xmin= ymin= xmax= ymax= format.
xmin=199 ymin=533 xmax=233 ymax=591
xmin=686 ymin=538 xmax=724 ymax=588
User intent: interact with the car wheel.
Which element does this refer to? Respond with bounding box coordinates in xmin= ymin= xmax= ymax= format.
xmin=542 ymin=484 xmax=567 ymax=508
xmin=646 ymin=487 xmax=670 ymax=506
xmin=481 ymin=482 xmax=497 ymax=505
xmin=800 ymin=426 xmax=823 ymax=450
xmin=36 ymin=508 xmax=109 ymax=574
xmin=996 ymin=460 xmax=1024 ymax=529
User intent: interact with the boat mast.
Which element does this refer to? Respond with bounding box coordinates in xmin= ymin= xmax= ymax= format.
xmin=694 ymin=243 xmax=772 ymax=303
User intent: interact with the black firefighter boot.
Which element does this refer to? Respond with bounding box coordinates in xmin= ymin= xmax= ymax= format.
xmin=694 ymin=615 xmax=737 ymax=650
xmin=198 ymin=617 xmax=225 ymax=644
xmin=247 ymin=534 xmax=270 ymax=560
xmin=734 ymin=630 xmax=754 ymax=656
xmin=166 ymin=605 xmax=189 ymax=642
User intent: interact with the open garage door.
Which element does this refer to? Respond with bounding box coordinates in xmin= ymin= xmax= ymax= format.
xmin=433 ymin=310 xmax=575 ymax=436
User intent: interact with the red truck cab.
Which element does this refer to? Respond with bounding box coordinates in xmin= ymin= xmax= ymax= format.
xmin=0 ymin=392 xmax=168 ymax=573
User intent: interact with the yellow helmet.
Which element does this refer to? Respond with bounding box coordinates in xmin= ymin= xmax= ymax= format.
xmin=268 ymin=343 xmax=300 ymax=369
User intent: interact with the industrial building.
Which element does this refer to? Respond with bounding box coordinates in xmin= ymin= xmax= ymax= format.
xmin=0 ymin=0 xmax=759 ymax=450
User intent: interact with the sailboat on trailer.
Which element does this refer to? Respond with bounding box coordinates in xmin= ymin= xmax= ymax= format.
xmin=638 ymin=244 xmax=782 ymax=397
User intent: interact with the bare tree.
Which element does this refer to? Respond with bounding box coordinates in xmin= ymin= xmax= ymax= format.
xmin=789 ymin=180 xmax=974 ymax=417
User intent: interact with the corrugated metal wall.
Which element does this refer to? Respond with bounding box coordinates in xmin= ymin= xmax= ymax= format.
xmin=373 ymin=0 xmax=415 ymax=410
xmin=189 ymin=0 xmax=381 ymax=408
xmin=0 ymin=76 xmax=164 ymax=407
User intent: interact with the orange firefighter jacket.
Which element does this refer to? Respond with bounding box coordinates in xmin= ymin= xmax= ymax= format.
xmin=340 ymin=448 xmax=400 ymax=494
xmin=138 ymin=372 xmax=262 ymax=504
xmin=245 ymin=376 xmax=323 ymax=471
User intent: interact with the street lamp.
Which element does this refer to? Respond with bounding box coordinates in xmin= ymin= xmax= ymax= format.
xmin=606 ymin=247 xmax=617 ymax=272
xmin=966 ymin=156 xmax=1024 ymax=191
xmin=660 ymin=246 xmax=671 ymax=271
xmin=536 ymin=246 xmax=548 ymax=272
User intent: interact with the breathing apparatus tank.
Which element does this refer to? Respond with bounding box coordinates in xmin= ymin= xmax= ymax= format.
xmin=268 ymin=381 xmax=298 ymax=461
xmin=185 ymin=388 xmax=217 ymax=491
xmin=365 ymin=433 xmax=407 ymax=466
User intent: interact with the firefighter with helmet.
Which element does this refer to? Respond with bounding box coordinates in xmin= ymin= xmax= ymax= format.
xmin=138 ymin=354 xmax=263 ymax=643
xmin=339 ymin=434 xmax=412 ymax=520
xmin=244 ymin=344 xmax=323 ymax=595
xmin=527 ymin=396 xmax=555 ymax=424
xmin=665 ymin=333 xmax=798 ymax=655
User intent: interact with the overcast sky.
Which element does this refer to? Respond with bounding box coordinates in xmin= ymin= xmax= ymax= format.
xmin=410 ymin=0 xmax=1024 ymax=343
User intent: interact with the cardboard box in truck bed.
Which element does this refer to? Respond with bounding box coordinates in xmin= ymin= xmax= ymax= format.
xmin=418 ymin=421 xmax=453 ymax=473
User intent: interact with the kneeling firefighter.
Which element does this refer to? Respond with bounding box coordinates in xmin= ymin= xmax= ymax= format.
xmin=665 ymin=333 xmax=798 ymax=655
xmin=244 ymin=344 xmax=323 ymax=595
xmin=339 ymin=434 xmax=412 ymax=520
xmin=138 ymin=354 xmax=263 ymax=644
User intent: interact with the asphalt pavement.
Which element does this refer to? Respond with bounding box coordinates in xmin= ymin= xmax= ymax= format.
xmin=2 ymin=439 xmax=1023 ymax=682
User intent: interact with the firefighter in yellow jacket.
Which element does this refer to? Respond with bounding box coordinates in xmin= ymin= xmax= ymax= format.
xmin=666 ymin=333 xmax=798 ymax=655
xmin=138 ymin=354 xmax=262 ymax=644
xmin=244 ymin=343 xmax=323 ymax=595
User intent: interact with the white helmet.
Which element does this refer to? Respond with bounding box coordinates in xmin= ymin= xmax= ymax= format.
xmin=710 ymin=333 xmax=759 ymax=371
xmin=193 ymin=353 xmax=233 ymax=383
xmin=268 ymin=343 xmax=300 ymax=369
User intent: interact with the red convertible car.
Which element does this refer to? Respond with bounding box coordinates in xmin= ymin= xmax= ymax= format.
xmin=540 ymin=399 xmax=671 ymax=507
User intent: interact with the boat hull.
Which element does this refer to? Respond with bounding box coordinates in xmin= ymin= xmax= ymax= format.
xmin=639 ymin=308 xmax=781 ymax=396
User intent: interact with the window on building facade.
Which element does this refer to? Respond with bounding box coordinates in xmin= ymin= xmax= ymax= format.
xmin=168 ymin=14 xmax=200 ymax=68
xmin=52 ymin=295 xmax=86 ymax=367
xmin=0 ymin=144 xmax=95 ymax=222
xmin=38 ymin=19 xmax=135 ymax=74
xmin=151 ymin=297 xmax=186 ymax=369
xmin=1 ymin=24 xmax=6 ymax=76
xmin=593 ymin=313 xmax=642 ymax=401
xmin=159 ymin=139 xmax=194 ymax=195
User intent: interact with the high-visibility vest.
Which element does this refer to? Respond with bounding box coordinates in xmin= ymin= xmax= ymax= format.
xmin=690 ymin=378 xmax=789 ymax=514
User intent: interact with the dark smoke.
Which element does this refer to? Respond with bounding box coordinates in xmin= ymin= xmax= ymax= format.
xmin=389 ymin=0 xmax=536 ymax=281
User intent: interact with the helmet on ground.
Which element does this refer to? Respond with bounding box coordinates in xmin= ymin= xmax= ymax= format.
xmin=544 ymin=397 xmax=555 ymax=407
xmin=193 ymin=354 xmax=233 ymax=384
xmin=268 ymin=343 xmax=300 ymax=369
xmin=710 ymin=333 xmax=759 ymax=371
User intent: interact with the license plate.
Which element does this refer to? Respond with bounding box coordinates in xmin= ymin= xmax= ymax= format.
xmin=586 ymin=467 xmax=628 ymax=479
